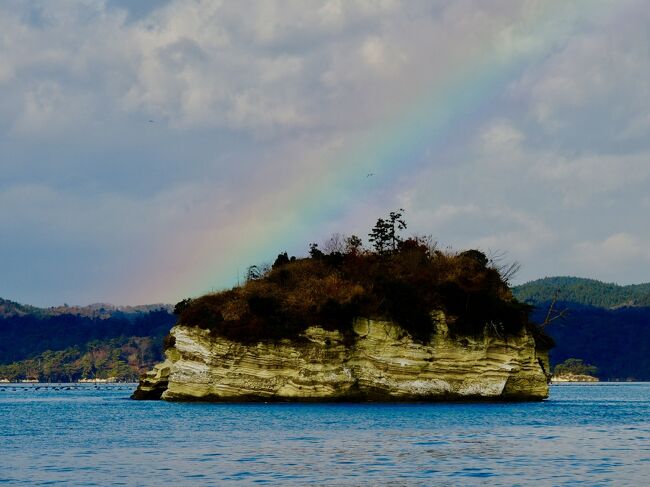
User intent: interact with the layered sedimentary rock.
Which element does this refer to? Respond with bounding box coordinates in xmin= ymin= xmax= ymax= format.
xmin=133 ymin=313 xmax=550 ymax=401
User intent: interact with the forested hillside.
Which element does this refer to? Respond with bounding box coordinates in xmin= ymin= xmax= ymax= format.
xmin=0 ymin=302 xmax=175 ymax=382
xmin=529 ymin=302 xmax=650 ymax=381
xmin=513 ymin=277 xmax=650 ymax=308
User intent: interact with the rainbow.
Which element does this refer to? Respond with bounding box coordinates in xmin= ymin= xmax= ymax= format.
xmin=134 ymin=0 xmax=613 ymax=303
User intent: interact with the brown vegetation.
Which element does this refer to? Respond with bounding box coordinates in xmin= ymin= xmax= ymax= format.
xmin=177 ymin=213 xmax=551 ymax=347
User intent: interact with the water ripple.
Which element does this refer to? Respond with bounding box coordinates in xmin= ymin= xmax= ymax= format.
xmin=0 ymin=383 xmax=649 ymax=485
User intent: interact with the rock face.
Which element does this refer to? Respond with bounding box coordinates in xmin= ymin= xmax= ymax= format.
xmin=133 ymin=313 xmax=550 ymax=401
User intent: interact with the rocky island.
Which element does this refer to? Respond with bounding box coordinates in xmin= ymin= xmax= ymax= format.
xmin=134 ymin=211 xmax=552 ymax=401
xmin=550 ymin=358 xmax=599 ymax=383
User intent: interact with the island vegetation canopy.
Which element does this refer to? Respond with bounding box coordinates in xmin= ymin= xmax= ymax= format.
xmin=176 ymin=210 xmax=551 ymax=347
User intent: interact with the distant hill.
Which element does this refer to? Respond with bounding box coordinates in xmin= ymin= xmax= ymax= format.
xmin=0 ymin=297 xmax=176 ymax=382
xmin=513 ymin=277 xmax=650 ymax=380
xmin=0 ymin=297 xmax=172 ymax=319
xmin=0 ymin=297 xmax=40 ymax=317
xmin=513 ymin=276 xmax=650 ymax=308
xmin=529 ymin=302 xmax=650 ymax=381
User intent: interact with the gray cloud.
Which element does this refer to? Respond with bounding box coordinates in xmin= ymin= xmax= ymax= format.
xmin=1 ymin=0 xmax=649 ymax=305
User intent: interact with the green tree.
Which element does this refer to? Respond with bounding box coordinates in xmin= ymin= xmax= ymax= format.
xmin=368 ymin=218 xmax=389 ymax=253
xmin=174 ymin=298 xmax=193 ymax=315
xmin=345 ymin=235 xmax=363 ymax=254
xmin=272 ymin=252 xmax=290 ymax=269
xmin=309 ymin=243 xmax=324 ymax=259
xmin=387 ymin=209 xmax=407 ymax=251
xmin=368 ymin=209 xmax=407 ymax=253
xmin=554 ymin=358 xmax=598 ymax=377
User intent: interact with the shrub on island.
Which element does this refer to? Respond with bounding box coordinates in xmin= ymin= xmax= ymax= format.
xmin=176 ymin=211 xmax=552 ymax=347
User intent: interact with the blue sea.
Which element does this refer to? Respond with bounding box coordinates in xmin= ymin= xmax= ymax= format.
xmin=1 ymin=383 xmax=648 ymax=485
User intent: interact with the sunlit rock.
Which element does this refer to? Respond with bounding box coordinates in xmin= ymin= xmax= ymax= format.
xmin=133 ymin=313 xmax=550 ymax=402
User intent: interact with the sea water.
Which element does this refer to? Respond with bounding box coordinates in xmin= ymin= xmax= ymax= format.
xmin=1 ymin=383 xmax=648 ymax=485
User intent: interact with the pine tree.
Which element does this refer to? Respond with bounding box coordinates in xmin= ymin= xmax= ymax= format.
xmin=368 ymin=209 xmax=407 ymax=254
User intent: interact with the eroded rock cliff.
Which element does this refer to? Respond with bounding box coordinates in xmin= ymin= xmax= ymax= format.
xmin=133 ymin=312 xmax=550 ymax=401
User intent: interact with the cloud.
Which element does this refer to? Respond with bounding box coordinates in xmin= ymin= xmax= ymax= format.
xmin=405 ymin=203 xmax=555 ymax=259
xmin=1 ymin=0 xmax=650 ymax=304
xmin=569 ymin=233 xmax=650 ymax=283
xmin=475 ymin=119 xmax=525 ymax=168
xmin=10 ymin=80 xmax=96 ymax=136
xmin=511 ymin=0 xmax=650 ymax=145
xmin=0 ymin=181 xmax=228 ymax=304
xmin=531 ymin=152 xmax=650 ymax=206
xmin=575 ymin=233 xmax=649 ymax=263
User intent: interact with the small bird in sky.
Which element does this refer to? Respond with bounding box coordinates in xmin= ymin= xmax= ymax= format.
xmin=148 ymin=119 xmax=155 ymax=123
xmin=366 ymin=172 xmax=375 ymax=178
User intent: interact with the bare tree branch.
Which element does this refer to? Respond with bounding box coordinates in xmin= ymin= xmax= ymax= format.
xmin=541 ymin=289 xmax=569 ymax=327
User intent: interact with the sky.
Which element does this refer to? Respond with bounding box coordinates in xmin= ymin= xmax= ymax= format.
xmin=2 ymin=0 xmax=650 ymax=306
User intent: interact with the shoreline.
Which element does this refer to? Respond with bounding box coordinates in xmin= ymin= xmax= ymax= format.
xmin=0 ymin=382 xmax=138 ymax=386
